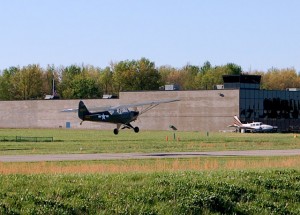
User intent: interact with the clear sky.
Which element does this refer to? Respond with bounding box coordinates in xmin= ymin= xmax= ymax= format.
xmin=1 ymin=0 xmax=299 ymax=72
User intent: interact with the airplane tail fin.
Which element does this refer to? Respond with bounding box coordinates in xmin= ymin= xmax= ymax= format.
xmin=78 ymin=101 xmax=90 ymax=120
xmin=233 ymin=115 xmax=243 ymax=127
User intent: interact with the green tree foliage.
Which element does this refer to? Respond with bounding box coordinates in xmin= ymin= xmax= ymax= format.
xmin=159 ymin=62 xmax=242 ymax=90
xmin=200 ymin=61 xmax=212 ymax=74
xmin=26 ymin=64 xmax=44 ymax=99
xmin=0 ymin=59 xmax=298 ymax=100
xmin=260 ymin=68 xmax=300 ymax=90
xmin=158 ymin=66 xmax=181 ymax=87
xmin=136 ymin=58 xmax=161 ymax=90
xmin=42 ymin=65 xmax=60 ymax=97
xmin=0 ymin=66 xmax=19 ymax=100
xmin=158 ymin=64 xmax=201 ymax=90
xmin=197 ymin=62 xmax=242 ymax=89
xmin=99 ymin=66 xmax=114 ymax=95
xmin=180 ymin=64 xmax=201 ymax=90
xmin=112 ymin=60 xmax=135 ymax=92
xmin=58 ymin=65 xmax=102 ymax=99
xmin=112 ymin=58 xmax=161 ymax=91
xmin=70 ymin=75 xmax=99 ymax=99
xmin=0 ymin=65 xmax=46 ymax=100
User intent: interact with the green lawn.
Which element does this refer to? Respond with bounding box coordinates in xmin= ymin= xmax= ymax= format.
xmin=0 ymin=129 xmax=300 ymax=155
xmin=1 ymin=170 xmax=300 ymax=214
xmin=1 ymin=129 xmax=300 ymax=214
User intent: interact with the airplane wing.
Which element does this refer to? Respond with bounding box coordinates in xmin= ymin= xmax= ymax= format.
xmin=62 ymin=105 xmax=113 ymax=112
xmin=62 ymin=98 xmax=179 ymax=113
xmin=243 ymin=126 xmax=255 ymax=130
xmin=228 ymin=124 xmax=255 ymax=130
xmin=112 ymin=98 xmax=180 ymax=110
xmin=108 ymin=98 xmax=179 ymax=116
xmin=228 ymin=124 xmax=238 ymax=128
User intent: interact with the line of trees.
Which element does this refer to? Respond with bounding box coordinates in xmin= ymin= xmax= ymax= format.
xmin=0 ymin=58 xmax=299 ymax=100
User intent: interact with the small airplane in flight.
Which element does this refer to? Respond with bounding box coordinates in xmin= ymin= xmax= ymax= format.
xmin=228 ymin=115 xmax=277 ymax=133
xmin=63 ymin=98 xmax=179 ymax=134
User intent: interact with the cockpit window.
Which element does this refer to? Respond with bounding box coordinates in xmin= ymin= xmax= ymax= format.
xmin=109 ymin=108 xmax=129 ymax=115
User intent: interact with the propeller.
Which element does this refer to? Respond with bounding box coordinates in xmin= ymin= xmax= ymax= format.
xmin=133 ymin=106 xmax=141 ymax=122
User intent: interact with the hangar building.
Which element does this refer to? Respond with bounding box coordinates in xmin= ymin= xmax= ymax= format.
xmin=224 ymin=74 xmax=300 ymax=132
xmin=0 ymin=74 xmax=299 ymax=132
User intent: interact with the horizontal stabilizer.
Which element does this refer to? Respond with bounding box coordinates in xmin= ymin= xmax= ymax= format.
xmin=61 ymin=108 xmax=78 ymax=112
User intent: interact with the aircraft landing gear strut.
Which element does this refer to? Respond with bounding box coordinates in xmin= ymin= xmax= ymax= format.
xmin=127 ymin=123 xmax=139 ymax=133
xmin=113 ymin=123 xmax=139 ymax=135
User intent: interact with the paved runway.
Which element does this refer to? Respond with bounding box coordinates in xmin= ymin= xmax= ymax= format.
xmin=1 ymin=149 xmax=300 ymax=162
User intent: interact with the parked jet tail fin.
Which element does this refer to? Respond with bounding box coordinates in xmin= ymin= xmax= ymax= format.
xmin=78 ymin=101 xmax=90 ymax=120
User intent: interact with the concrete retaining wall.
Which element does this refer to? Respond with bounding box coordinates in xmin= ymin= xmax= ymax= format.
xmin=0 ymin=90 xmax=239 ymax=132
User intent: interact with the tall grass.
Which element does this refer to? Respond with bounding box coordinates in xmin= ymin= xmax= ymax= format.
xmin=1 ymin=170 xmax=300 ymax=214
xmin=1 ymin=156 xmax=300 ymax=174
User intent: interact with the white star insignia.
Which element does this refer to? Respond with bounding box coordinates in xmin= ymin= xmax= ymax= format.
xmin=98 ymin=114 xmax=109 ymax=120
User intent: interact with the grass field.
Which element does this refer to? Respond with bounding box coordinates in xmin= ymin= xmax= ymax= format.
xmin=1 ymin=129 xmax=300 ymax=214
xmin=0 ymin=128 xmax=300 ymax=155
xmin=1 ymin=170 xmax=300 ymax=214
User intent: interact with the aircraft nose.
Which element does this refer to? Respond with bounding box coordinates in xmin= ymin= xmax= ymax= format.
xmin=133 ymin=111 xmax=139 ymax=117
xmin=132 ymin=111 xmax=139 ymax=120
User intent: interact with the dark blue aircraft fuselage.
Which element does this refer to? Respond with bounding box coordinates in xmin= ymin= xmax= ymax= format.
xmin=83 ymin=111 xmax=139 ymax=124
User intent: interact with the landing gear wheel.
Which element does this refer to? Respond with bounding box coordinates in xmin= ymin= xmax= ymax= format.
xmin=113 ymin=128 xmax=119 ymax=135
xmin=134 ymin=127 xmax=139 ymax=133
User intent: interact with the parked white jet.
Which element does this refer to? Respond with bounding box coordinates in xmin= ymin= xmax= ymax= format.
xmin=229 ymin=116 xmax=277 ymax=133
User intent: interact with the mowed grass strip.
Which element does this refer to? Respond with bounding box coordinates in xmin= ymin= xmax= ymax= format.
xmin=0 ymin=129 xmax=300 ymax=155
xmin=1 ymin=156 xmax=300 ymax=174
xmin=1 ymin=170 xmax=300 ymax=214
